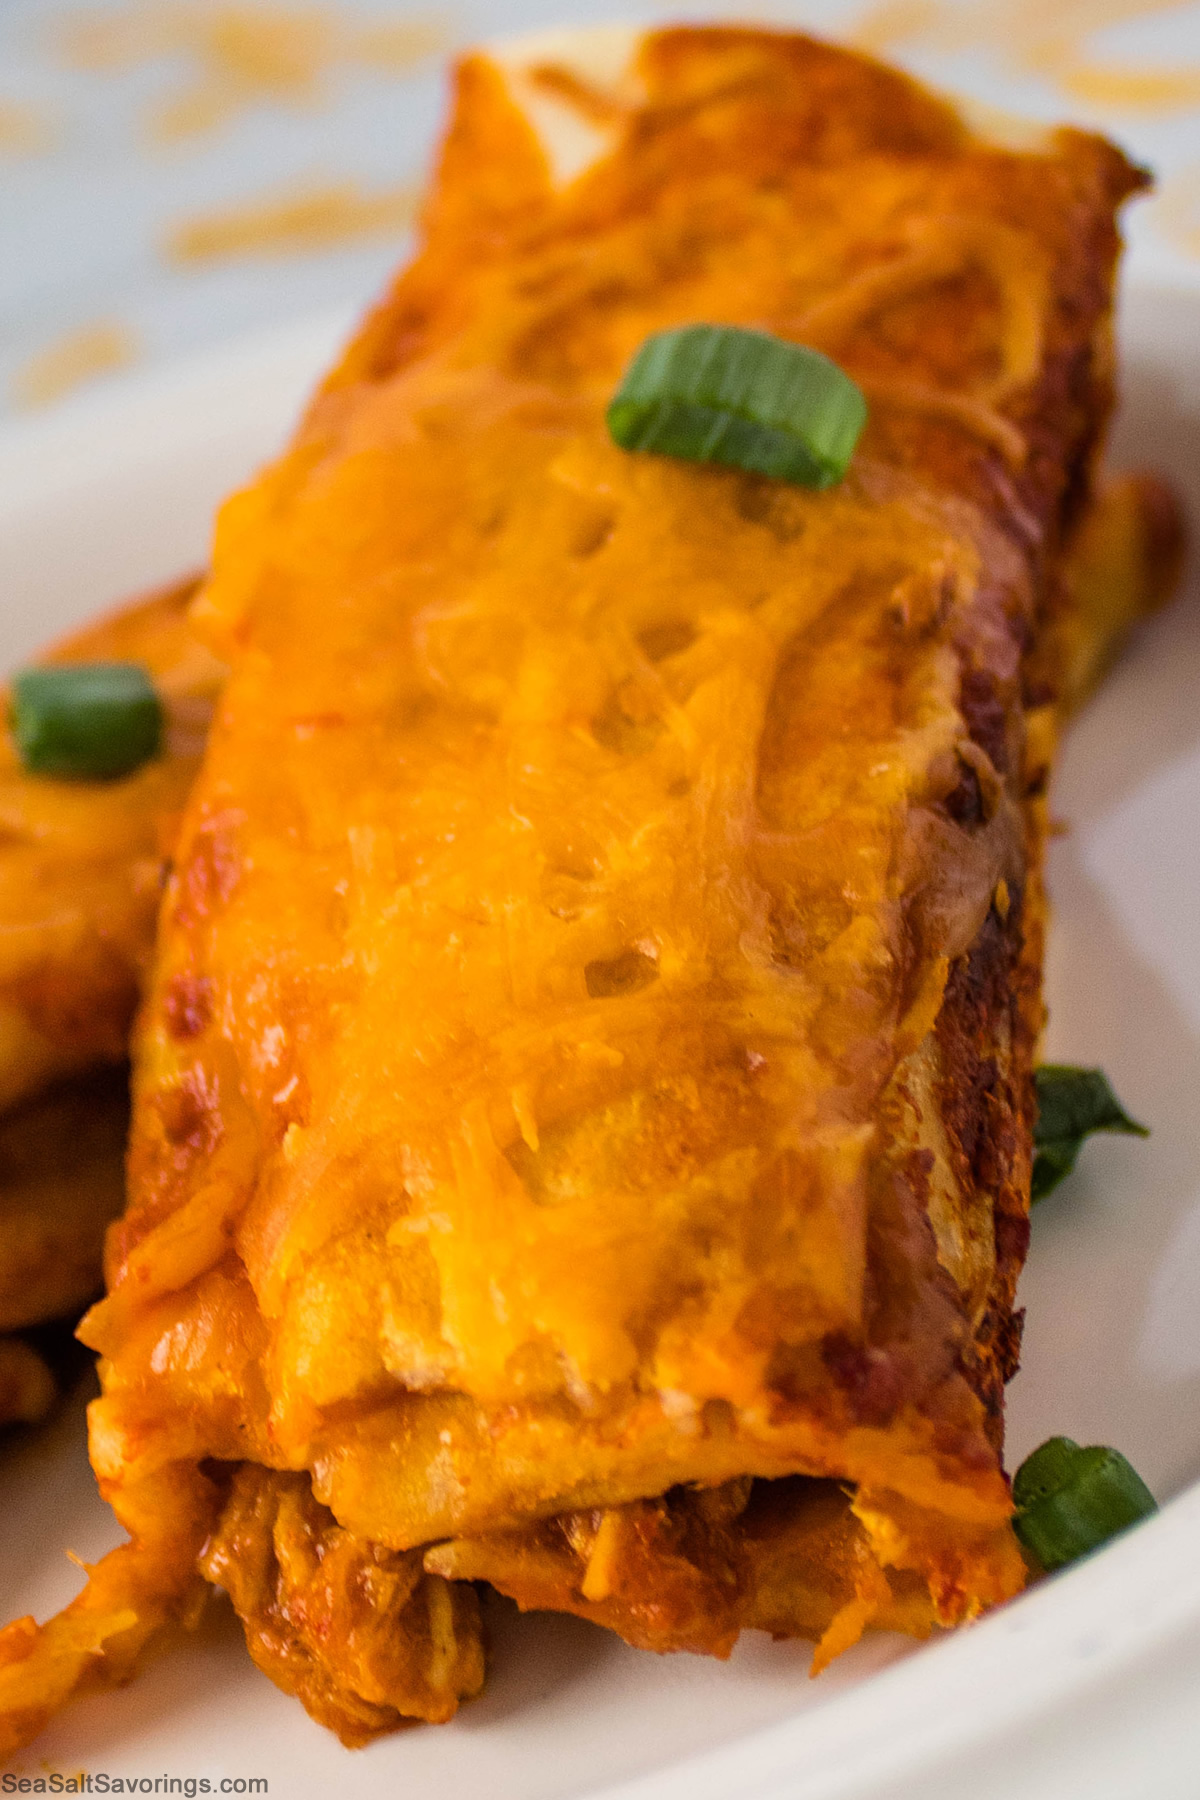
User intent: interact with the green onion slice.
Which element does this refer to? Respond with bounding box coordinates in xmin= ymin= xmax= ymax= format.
xmin=607 ymin=325 xmax=867 ymax=490
xmin=12 ymin=662 xmax=163 ymax=780
xmin=1032 ymin=1064 xmax=1148 ymax=1202
xmin=1013 ymin=1436 xmax=1157 ymax=1573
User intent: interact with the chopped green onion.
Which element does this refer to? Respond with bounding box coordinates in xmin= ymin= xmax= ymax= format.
xmin=1032 ymin=1064 xmax=1148 ymax=1201
xmin=1013 ymin=1436 xmax=1157 ymax=1573
xmin=607 ymin=325 xmax=867 ymax=490
xmin=12 ymin=663 xmax=162 ymax=780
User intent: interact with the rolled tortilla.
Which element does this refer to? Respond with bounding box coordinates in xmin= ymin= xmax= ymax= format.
xmin=0 ymin=21 xmax=1167 ymax=1751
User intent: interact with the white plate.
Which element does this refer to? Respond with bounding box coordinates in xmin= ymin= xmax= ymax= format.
xmin=0 ymin=280 xmax=1198 ymax=1800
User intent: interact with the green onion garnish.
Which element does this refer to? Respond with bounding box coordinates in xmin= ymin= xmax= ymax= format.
xmin=1032 ymin=1065 xmax=1148 ymax=1202
xmin=607 ymin=325 xmax=867 ymax=490
xmin=1013 ymin=1436 xmax=1157 ymax=1573
xmin=12 ymin=663 xmax=162 ymax=780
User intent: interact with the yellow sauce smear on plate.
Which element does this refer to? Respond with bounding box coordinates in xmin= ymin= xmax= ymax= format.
xmin=853 ymin=0 xmax=1200 ymax=115
xmin=11 ymin=322 xmax=139 ymax=409
xmin=57 ymin=2 xmax=446 ymax=140
xmin=0 ymin=99 xmax=55 ymax=153
xmin=163 ymin=178 xmax=416 ymax=262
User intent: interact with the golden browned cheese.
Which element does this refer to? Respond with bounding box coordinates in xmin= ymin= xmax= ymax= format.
xmin=0 ymin=574 xmax=223 ymax=1113
xmin=0 ymin=468 xmax=1164 ymax=1142
xmin=0 ymin=23 xmax=1164 ymax=1753
xmin=0 ymin=467 xmax=1157 ymax=1136
xmin=0 ymin=465 xmax=1169 ymax=1449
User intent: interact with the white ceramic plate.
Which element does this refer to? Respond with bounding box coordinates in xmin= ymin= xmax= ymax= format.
xmin=0 ymin=279 xmax=1197 ymax=1800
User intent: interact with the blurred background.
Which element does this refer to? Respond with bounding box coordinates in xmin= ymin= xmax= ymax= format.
xmin=1 ymin=0 xmax=1199 ymax=421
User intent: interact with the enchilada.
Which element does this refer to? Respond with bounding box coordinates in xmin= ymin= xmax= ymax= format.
xmin=0 ymin=21 xmax=1169 ymax=1752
